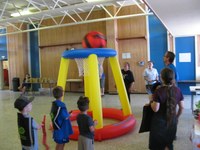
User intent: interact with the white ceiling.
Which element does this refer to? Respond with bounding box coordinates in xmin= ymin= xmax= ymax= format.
xmin=144 ymin=0 xmax=200 ymax=37
xmin=1 ymin=0 xmax=199 ymax=37
xmin=0 ymin=0 xmax=151 ymax=36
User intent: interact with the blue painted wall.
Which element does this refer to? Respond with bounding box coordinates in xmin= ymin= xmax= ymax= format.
xmin=29 ymin=25 xmax=40 ymax=91
xmin=176 ymin=36 xmax=195 ymax=94
xmin=0 ymin=29 xmax=7 ymax=60
xmin=148 ymin=15 xmax=167 ymax=75
xmin=149 ymin=15 xmax=196 ymax=95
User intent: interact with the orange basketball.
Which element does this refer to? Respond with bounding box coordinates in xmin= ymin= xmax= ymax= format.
xmin=82 ymin=31 xmax=107 ymax=48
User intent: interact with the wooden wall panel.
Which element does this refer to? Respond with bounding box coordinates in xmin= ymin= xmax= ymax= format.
xmin=39 ymin=23 xmax=106 ymax=47
xmin=40 ymin=46 xmax=82 ymax=80
xmin=39 ymin=10 xmax=106 ymax=47
xmin=116 ymin=4 xmax=147 ymax=93
xmin=7 ymin=24 xmax=28 ymax=89
xmin=118 ymin=38 xmax=147 ymax=93
xmin=40 ymin=47 xmax=62 ymax=80
xmin=105 ymin=6 xmax=118 ymax=93
xmin=40 ymin=44 xmax=82 ymax=90
xmin=117 ymin=5 xmax=146 ymax=38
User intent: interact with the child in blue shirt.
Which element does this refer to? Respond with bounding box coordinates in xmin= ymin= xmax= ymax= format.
xmin=50 ymin=86 xmax=73 ymax=150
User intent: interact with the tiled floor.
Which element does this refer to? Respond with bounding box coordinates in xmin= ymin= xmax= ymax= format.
xmin=0 ymin=90 xmax=196 ymax=150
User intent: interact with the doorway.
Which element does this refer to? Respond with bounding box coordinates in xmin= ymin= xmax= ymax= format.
xmin=0 ymin=60 xmax=9 ymax=90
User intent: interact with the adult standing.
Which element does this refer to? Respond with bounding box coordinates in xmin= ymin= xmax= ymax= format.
xmin=163 ymin=51 xmax=179 ymax=83
xmin=143 ymin=61 xmax=159 ymax=94
xmin=121 ymin=62 xmax=135 ymax=104
xmin=149 ymin=68 xmax=184 ymax=150
xmin=99 ymin=64 xmax=105 ymax=96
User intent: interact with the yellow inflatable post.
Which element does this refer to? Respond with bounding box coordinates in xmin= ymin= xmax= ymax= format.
xmin=88 ymin=54 xmax=103 ymax=129
xmin=83 ymin=59 xmax=89 ymax=97
xmin=57 ymin=58 xmax=70 ymax=101
xmin=109 ymin=57 xmax=132 ymax=116
xmin=83 ymin=59 xmax=91 ymax=110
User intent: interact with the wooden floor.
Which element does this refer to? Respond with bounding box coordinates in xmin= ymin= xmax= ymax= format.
xmin=0 ymin=90 xmax=195 ymax=150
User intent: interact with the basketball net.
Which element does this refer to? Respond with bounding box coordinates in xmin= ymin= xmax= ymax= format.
xmin=75 ymin=57 xmax=105 ymax=77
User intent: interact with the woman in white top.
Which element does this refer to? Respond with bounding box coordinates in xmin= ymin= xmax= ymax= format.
xmin=143 ymin=61 xmax=159 ymax=94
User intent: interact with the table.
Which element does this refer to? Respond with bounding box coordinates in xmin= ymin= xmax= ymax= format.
xmin=66 ymin=79 xmax=83 ymax=92
xmin=189 ymin=86 xmax=200 ymax=112
xmin=178 ymin=80 xmax=200 ymax=95
xmin=26 ymin=81 xmax=56 ymax=95
xmin=178 ymin=80 xmax=200 ymax=84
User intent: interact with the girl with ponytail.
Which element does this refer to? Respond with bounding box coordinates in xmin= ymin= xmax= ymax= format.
xmin=148 ymin=68 xmax=184 ymax=150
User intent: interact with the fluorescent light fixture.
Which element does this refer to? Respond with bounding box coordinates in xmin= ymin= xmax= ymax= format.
xmin=11 ymin=9 xmax=32 ymax=17
xmin=117 ymin=0 xmax=137 ymax=6
xmin=85 ymin=0 xmax=103 ymax=2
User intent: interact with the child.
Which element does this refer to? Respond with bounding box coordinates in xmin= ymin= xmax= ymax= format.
xmin=14 ymin=96 xmax=41 ymax=150
xmin=50 ymin=86 xmax=73 ymax=150
xmin=77 ymin=96 xmax=98 ymax=150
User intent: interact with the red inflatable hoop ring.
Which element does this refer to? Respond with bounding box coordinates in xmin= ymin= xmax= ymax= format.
xmin=69 ymin=108 xmax=136 ymax=141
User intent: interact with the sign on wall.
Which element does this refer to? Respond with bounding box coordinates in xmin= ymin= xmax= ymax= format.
xmin=179 ymin=53 xmax=191 ymax=62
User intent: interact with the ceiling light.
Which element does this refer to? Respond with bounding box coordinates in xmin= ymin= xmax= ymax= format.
xmin=11 ymin=9 xmax=32 ymax=17
xmin=85 ymin=0 xmax=103 ymax=2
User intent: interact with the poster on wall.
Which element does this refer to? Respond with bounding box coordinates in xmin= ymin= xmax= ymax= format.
xmin=122 ymin=53 xmax=131 ymax=59
xmin=179 ymin=53 xmax=191 ymax=62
